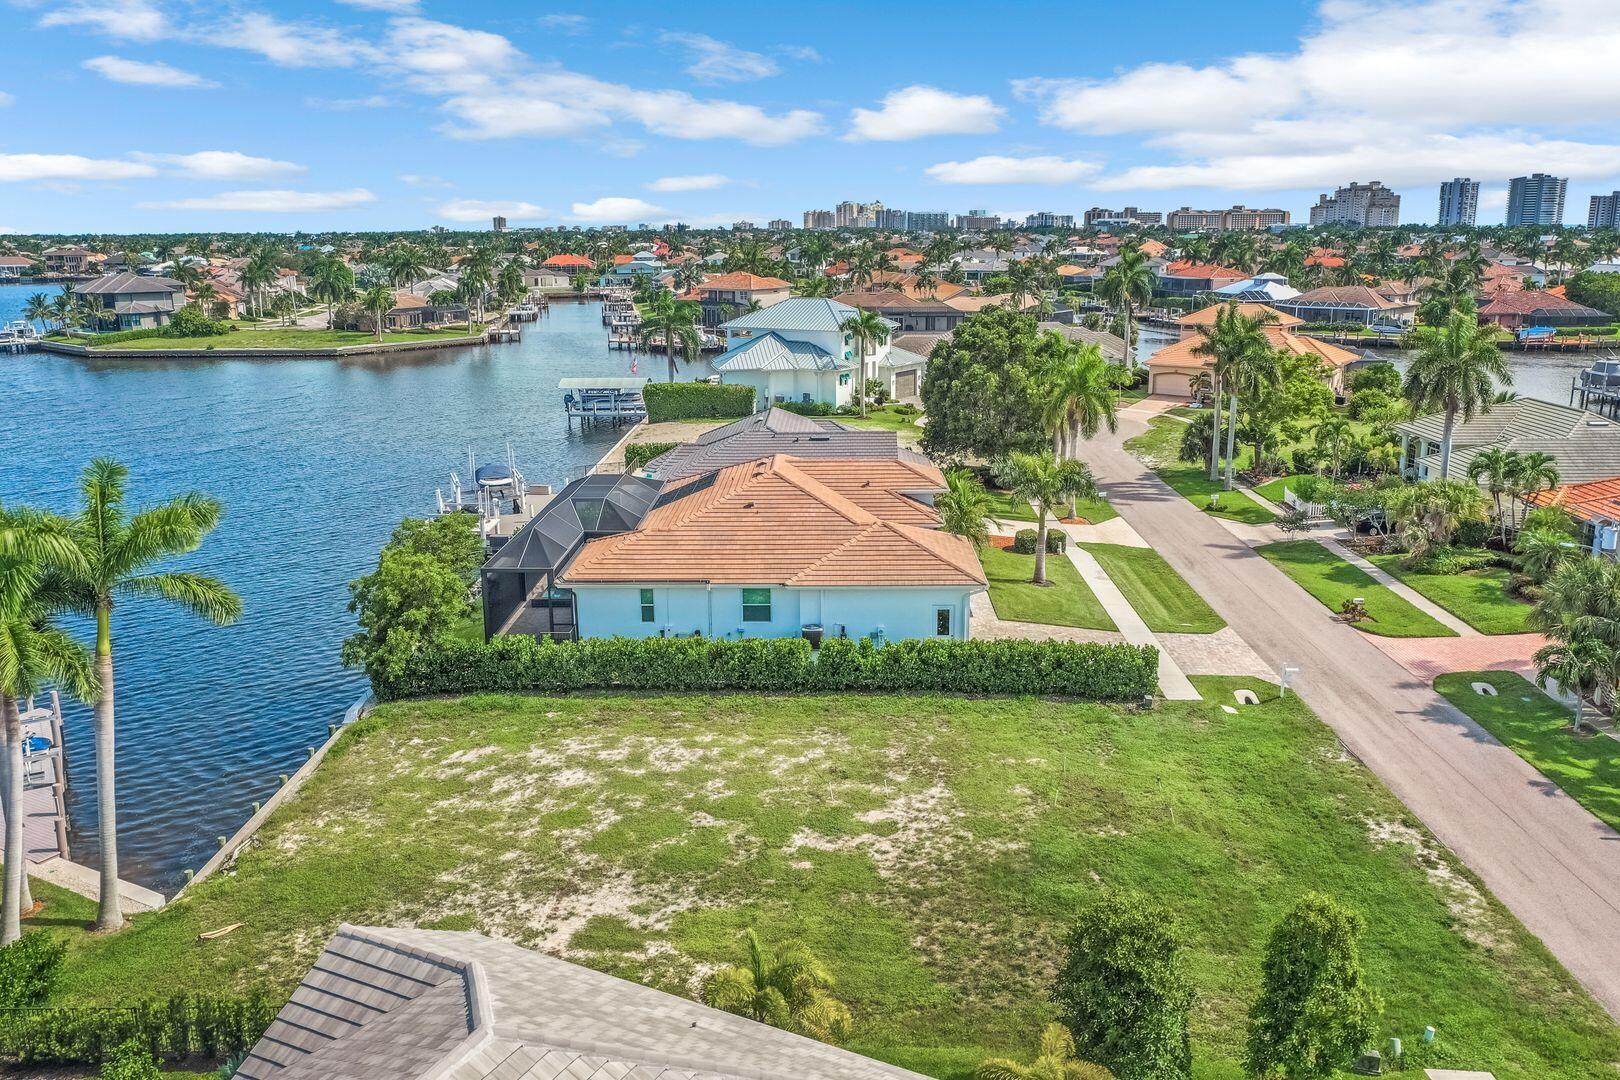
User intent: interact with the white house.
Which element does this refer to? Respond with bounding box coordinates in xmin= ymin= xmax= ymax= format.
xmin=714 ymin=297 xmax=926 ymax=409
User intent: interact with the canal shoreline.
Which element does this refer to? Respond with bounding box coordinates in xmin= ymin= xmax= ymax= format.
xmin=34 ymin=332 xmax=491 ymax=361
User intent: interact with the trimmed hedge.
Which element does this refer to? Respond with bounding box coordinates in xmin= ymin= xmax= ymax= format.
xmin=0 ymin=993 xmax=278 ymax=1065
xmin=1012 ymin=528 xmax=1067 ymax=554
xmin=373 ymin=635 xmax=1160 ymax=702
xmin=623 ymin=441 xmax=678 ymax=472
xmin=642 ymin=382 xmax=755 ymax=422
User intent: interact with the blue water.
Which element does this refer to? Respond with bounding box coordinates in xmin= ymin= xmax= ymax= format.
xmin=0 ymin=285 xmax=652 ymax=890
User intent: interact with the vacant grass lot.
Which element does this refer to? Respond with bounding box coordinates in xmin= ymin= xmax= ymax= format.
xmin=1257 ymin=541 xmax=1457 ymax=638
xmin=980 ymin=545 xmax=1115 ymax=630
xmin=1368 ymin=557 xmax=1535 ymax=635
xmin=1079 ymin=543 xmax=1225 ymax=634
xmin=41 ymin=686 xmax=1620 ymax=1079
xmin=76 ymin=329 xmax=471 ymax=350
xmin=840 ymin=405 xmax=924 ymax=445
xmin=1124 ymin=417 xmax=1276 ymax=525
xmin=1436 ymin=670 xmax=1620 ymax=833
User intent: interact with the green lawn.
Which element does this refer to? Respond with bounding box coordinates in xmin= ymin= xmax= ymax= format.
xmin=1079 ymin=543 xmax=1225 ymax=634
xmin=1256 ymin=540 xmax=1458 ymax=638
xmin=840 ymin=405 xmax=924 ymax=444
xmin=38 ymin=687 xmax=1620 ymax=1078
xmin=1124 ymin=418 xmax=1276 ymax=525
xmin=980 ymin=545 xmax=1115 ymax=630
xmin=77 ymin=328 xmax=472 ymax=351
xmin=1251 ymin=474 xmax=1308 ymax=507
xmin=983 ymin=490 xmax=1037 ymax=523
xmin=1368 ymin=557 xmax=1535 ymax=635
xmin=1436 ymin=671 xmax=1620 ymax=834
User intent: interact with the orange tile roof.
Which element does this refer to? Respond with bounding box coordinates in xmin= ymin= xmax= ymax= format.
xmin=1175 ymin=303 xmax=1302 ymax=328
xmin=1147 ymin=326 xmax=1358 ymax=371
xmin=1526 ymin=478 xmax=1620 ymax=523
xmin=543 ymin=253 xmax=594 ymax=268
xmin=1305 ymin=254 xmax=1345 ymax=268
xmin=1164 ymin=260 xmax=1245 ymax=279
xmin=699 ymin=272 xmax=791 ymax=291
xmin=612 ymin=254 xmax=635 ymax=265
xmin=559 ymin=455 xmax=983 ymax=588
xmin=1137 ymin=239 xmax=1168 ymax=257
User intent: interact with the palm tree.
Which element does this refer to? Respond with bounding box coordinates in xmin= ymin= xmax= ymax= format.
xmin=839 ymin=309 xmax=891 ymax=418
xmin=496 ymin=260 xmax=525 ymax=307
xmin=308 ymin=256 xmax=355 ymax=330
xmin=976 ymin=1023 xmax=1115 ymax=1080
xmin=1040 ymin=336 xmax=1117 ymax=513
xmin=1097 ymin=248 xmax=1155 ymax=370
xmin=384 ymin=245 xmax=431 ymax=289
xmin=1385 ymin=479 xmax=1489 ymax=565
xmin=1007 ymin=260 xmax=1042 ymax=310
xmin=1534 ymin=637 xmax=1609 ymax=733
xmin=1466 ymin=447 xmax=1520 ymax=536
xmin=240 ymin=250 xmax=279 ymax=319
xmin=458 ymin=249 xmax=496 ymax=327
xmin=638 ymin=292 xmax=703 ymax=382
xmin=994 ymin=452 xmax=1098 ymax=585
xmin=360 ymin=284 xmax=396 ymax=342
xmin=0 ymin=505 xmax=98 ymax=943
xmin=1402 ymin=310 xmax=1510 ymax=479
xmin=702 ymin=929 xmax=852 ymax=1045
xmin=1509 ymin=451 xmax=1560 ymax=519
xmin=1190 ymin=303 xmax=1274 ymax=484
xmin=792 ymin=276 xmax=833 ymax=298
xmin=22 ymin=292 xmax=53 ymax=330
xmin=1316 ymin=414 xmax=1354 ymax=479
xmin=47 ymin=460 xmax=241 ymax=931
xmin=936 ymin=469 xmax=1000 ymax=549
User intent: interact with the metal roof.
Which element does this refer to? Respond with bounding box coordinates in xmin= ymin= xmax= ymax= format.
xmin=711 ymin=331 xmax=843 ymax=372
xmin=241 ymin=925 xmax=932 ymax=1080
xmin=559 ymin=377 xmax=651 ymax=390
xmin=642 ymin=408 xmax=904 ymax=480
xmin=74 ymin=272 xmax=183 ymax=295
xmin=483 ymin=472 xmax=663 ymax=575
xmin=720 ymin=297 xmax=861 ymax=334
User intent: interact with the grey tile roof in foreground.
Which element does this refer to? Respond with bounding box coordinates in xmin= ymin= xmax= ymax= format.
xmin=241 ymin=924 xmax=932 ymax=1080
xmin=643 ymin=407 xmax=907 ymax=479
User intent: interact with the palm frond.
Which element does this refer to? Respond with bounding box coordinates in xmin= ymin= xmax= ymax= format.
xmin=111 ymin=493 xmax=224 ymax=573
xmin=974 ymin=1059 xmax=1032 ymax=1080
xmin=29 ymin=626 xmax=99 ymax=704
xmin=118 ymin=571 xmax=242 ymax=625
xmin=700 ymin=966 xmax=758 ymax=1015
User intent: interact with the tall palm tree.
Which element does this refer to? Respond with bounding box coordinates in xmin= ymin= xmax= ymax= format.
xmin=384 ymin=245 xmax=431 ymax=289
xmin=1040 ymin=336 xmax=1117 ymax=514
xmin=360 ymin=284 xmax=396 ymax=342
xmin=1402 ymin=310 xmax=1510 ymax=479
xmin=839 ymin=309 xmax=891 ymax=418
xmin=1097 ymin=248 xmax=1155 ymax=370
xmin=308 ymin=256 xmax=355 ymax=330
xmin=458 ymin=249 xmax=496 ymax=327
xmin=1316 ymin=414 xmax=1354 ymax=479
xmin=1466 ymin=447 xmax=1519 ymax=536
xmin=47 ymin=460 xmax=241 ymax=931
xmin=1533 ymin=636 xmax=1608 ymax=733
xmin=1190 ymin=303 xmax=1274 ymax=483
xmin=1218 ymin=337 xmax=1282 ymax=488
xmin=0 ymin=505 xmax=97 ymax=944
xmin=22 ymin=293 xmax=53 ymax=330
xmin=240 ymin=251 xmax=279 ymax=319
xmin=638 ymin=292 xmax=703 ymax=382
xmin=994 ymin=452 xmax=1097 ymax=585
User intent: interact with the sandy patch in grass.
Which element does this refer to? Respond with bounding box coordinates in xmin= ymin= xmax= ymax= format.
xmin=1365 ymin=815 xmax=1507 ymax=951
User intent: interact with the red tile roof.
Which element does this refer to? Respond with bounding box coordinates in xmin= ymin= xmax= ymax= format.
xmin=699 ymin=272 xmax=791 ymax=291
xmin=1163 ymin=260 xmax=1245 ymax=280
xmin=543 ymin=254 xmax=594 ymax=268
xmin=1478 ymin=290 xmax=1606 ymax=316
xmin=1526 ymin=478 xmax=1620 ymax=524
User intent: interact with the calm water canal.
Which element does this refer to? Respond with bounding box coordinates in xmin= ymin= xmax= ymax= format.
xmin=0 ymin=285 xmax=1605 ymax=891
xmin=0 ymin=286 xmax=660 ymax=891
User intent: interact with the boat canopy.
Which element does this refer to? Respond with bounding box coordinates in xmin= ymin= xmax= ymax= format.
xmin=558 ymin=377 xmax=650 ymax=390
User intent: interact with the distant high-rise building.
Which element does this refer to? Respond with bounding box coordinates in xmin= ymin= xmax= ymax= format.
xmin=1591 ymin=191 xmax=1620 ymax=228
xmin=1308 ymin=181 xmax=1400 ymax=227
xmin=955 ymin=212 xmax=1001 ymax=230
xmin=491 ymin=216 xmax=508 ymax=232
xmin=1165 ymin=206 xmax=1289 ymax=232
xmin=1024 ymin=211 xmax=1075 ymax=229
xmin=877 ymin=207 xmax=906 ymax=230
xmin=1084 ymin=207 xmax=1162 ymax=228
xmin=834 ymin=200 xmax=886 ymax=228
xmin=731 ymin=221 xmax=756 ymax=231
xmin=1506 ymin=174 xmax=1567 ymax=226
xmin=767 ymin=219 xmax=793 ymax=231
xmin=904 ymin=211 xmax=950 ymax=231
xmin=802 ymin=209 xmax=834 ymax=230
xmin=1437 ymin=178 xmax=1479 ymax=226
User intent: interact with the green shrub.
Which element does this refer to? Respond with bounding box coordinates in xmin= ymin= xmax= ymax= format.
xmin=99 ymin=1039 xmax=159 ymax=1080
xmin=777 ymin=400 xmax=837 ymax=416
xmin=1406 ymin=546 xmax=1498 ymax=575
xmin=623 ymin=441 xmax=678 ymax=472
xmin=892 ymin=402 xmax=920 ymax=416
xmin=1347 ymin=387 xmax=1391 ymax=420
xmin=0 ymin=934 xmax=64 ymax=1009
xmin=0 ymin=993 xmax=278 ymax=1065
xmin=372 ymin=634 xmax=1160 ymax=703
xmin=642 ymin=382 xmax=756 ymax=422
xmin=1011 ymin=528 xmax=1066 ymax=555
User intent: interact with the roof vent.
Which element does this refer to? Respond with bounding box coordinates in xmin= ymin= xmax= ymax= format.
xmin=1589 ymin=419 xmax=1610 ymax=428
xmin=743 ymin=502 xmax=755 ymax=509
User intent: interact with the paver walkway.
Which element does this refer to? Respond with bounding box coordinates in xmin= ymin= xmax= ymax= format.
xmin=1076 ymin=411 xmax=1620 ymax=1020
xmin=1368 ymin=632 xmax=1549 ymax=682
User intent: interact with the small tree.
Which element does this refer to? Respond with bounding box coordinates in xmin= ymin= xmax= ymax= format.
xmin=1246 ymin=893 xmax=1382 ymax=1080
xmin=977 ymin=1023 xmax=1116 ymax=1080
xmin=937 ymin=469 xmax=999 ymax=549
xmin=702 ymin=929 xmax=853 ymax=1045
xmin=995 ymin=453 xmax=1098 ymax=585
xmin=99 ymin=1039 xmax=161 ymax=1080
xmin=1052 ymin=893 xmax=1193 ymax=1080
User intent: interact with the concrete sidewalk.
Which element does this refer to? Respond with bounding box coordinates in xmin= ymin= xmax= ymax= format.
xmin=1065 ymin=544 xmax=1201 ymax=700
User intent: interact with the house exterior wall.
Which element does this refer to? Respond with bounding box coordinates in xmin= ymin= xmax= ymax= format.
xmin=572 ymin=584 xmax=976 ymax=641
xmin=728 ymin=368 xmax=853 ymax=410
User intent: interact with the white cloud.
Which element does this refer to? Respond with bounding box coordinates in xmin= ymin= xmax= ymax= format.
xmin=337 ymin=0 xmax=419 ymax=10
xmin=778 ymin=44 xmax=820 ymax=62
xmin=645 ymin=173 xmax=730 ymax=192
xmin=132 ymin=150 xmax=306 ymax=180
xmin=399 ymin=173 xmax=452 ymax=187
xmin=437 ymin=198 xmax=547 ymax=222
xmin=385 ymin=16 xmax=521 ymax=87
xmin=537 ymin=13 xmax=589 ymax=32
xmin=567 ymin=196 xmax=667 ymax=223
xmin=305 ymin=94 xmax=393 ymax=110
xmin=0 ymin=153 xmax=157 ymax=182
xmin=847 ymin=85 xmax=1004 ymax=141
xmin=82 ymin=55 xmax=217 ymax=89
xmin=39 ymin=0 xmax=165 ymax=40
xmin=660 ymin=32 xmax=778 ymax=84
xmin=926 ymin=155 xmax=1100 ymax=185
xmin=139 ymin=188 xmax=377 ymax=211
xmin=215 ymin=12 xmax=373 ymax=68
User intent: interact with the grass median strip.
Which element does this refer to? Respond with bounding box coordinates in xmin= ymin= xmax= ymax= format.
xmin=1435 ymin=670 xmax=1620 ymax=833
xmin=1124 ymin=417 xmax=1276 ymax=525
xmin=1368 ymin=556 xmax=1535 ymax=635
xmin=1257 ymin=540 xmax=1457 ymax=638
xmin=980 ymin=545 xmax=1116 ymax=630
xmin=1079 ymin=542 xmax=1225 ymax=634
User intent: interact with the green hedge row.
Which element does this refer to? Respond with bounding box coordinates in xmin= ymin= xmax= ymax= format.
xmin=643 ymin=382 xmax=756 ymax=422
xmin=373 ymin=635 xmax=1159 ymax=702
xmin=0 ymin=993 xmax=278 ymax=1064
xmin=623 ymin=441 xmax=678 ymax=472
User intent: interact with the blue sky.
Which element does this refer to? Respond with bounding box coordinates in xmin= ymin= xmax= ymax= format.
xmin=2 ymin=0 xmax=1617 ymax=233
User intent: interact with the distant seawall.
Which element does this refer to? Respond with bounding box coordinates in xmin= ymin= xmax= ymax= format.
xmin=35 ymin=334 xmax=488 ymax=360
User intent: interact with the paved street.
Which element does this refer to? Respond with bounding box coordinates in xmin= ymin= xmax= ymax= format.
xmin=1076 ymin=403 xmax=1620 ymax=1019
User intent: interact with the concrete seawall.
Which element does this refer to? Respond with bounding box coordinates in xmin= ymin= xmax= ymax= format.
xmin=35 ymin=334 xmax=488 ymax=360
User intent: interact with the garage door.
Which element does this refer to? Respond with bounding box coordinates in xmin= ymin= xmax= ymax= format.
xmin=894 ymin=370 xmax=918 ymax=399
xmin=1151 ymin=372 xmax=1193 ymax=398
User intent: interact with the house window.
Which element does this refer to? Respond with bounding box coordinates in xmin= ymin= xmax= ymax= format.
xmin=935 ymin=607 xmax=953 ymax=637
xmin=741 ymin=588 xmax=772 ymax=622
xmin=639 ymin=589 xmax=655 ymax=623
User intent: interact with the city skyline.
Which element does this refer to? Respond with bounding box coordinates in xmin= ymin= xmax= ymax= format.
xmin=1 ymin=0 xmax=1618 ymax=232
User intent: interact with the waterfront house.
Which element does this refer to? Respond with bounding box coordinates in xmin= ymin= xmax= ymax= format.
xmin=1394 ymin=397 xmax=1620 ymax=482
xmin=1526 ymin=477 xmax=1620 ymax=554
xmin=72 ymin=272 xmax=184 ymax=329
xmin=639 ymin=407 xmax=926 ymax=481
xmin=236 ymin=924 xmax=931 ymax=1080
xmin=1144 ymin=302 xmax=1360 ymax=398
xmin=1213 ymin=272 xmax=1301 ymax=303
xmin=1155 ymin=260 xmax=1246 ymax=298
xmin=1477 ymin=290 xmax=1610 ymax=330
xmin=521 ymin=268 xmax=572 ymax=291
xmin=0 ymin=256 xmax=30 ymax=279
xmin=696 ymin=271 xmax=792 ymax=327
xmin=713 ymin=297 xmax=928 ymax=408
xmin=834 ymin=288 xmax=965 ymax=333
xmin=43 ymin=245 xmax=100 ymax=276
xmin=599 ymin=250 xmax=666 ymax=286
xmin=1273 ymin=285 xmax=1417 ymax=326
xmin=541 ymin=253 xmax=594 ymax=273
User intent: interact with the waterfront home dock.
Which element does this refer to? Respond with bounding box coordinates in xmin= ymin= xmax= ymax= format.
xmin=561 ymin=376 xmax=649 ymax=426
xmin=0 ymin=695 xmax=70 ymax=865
